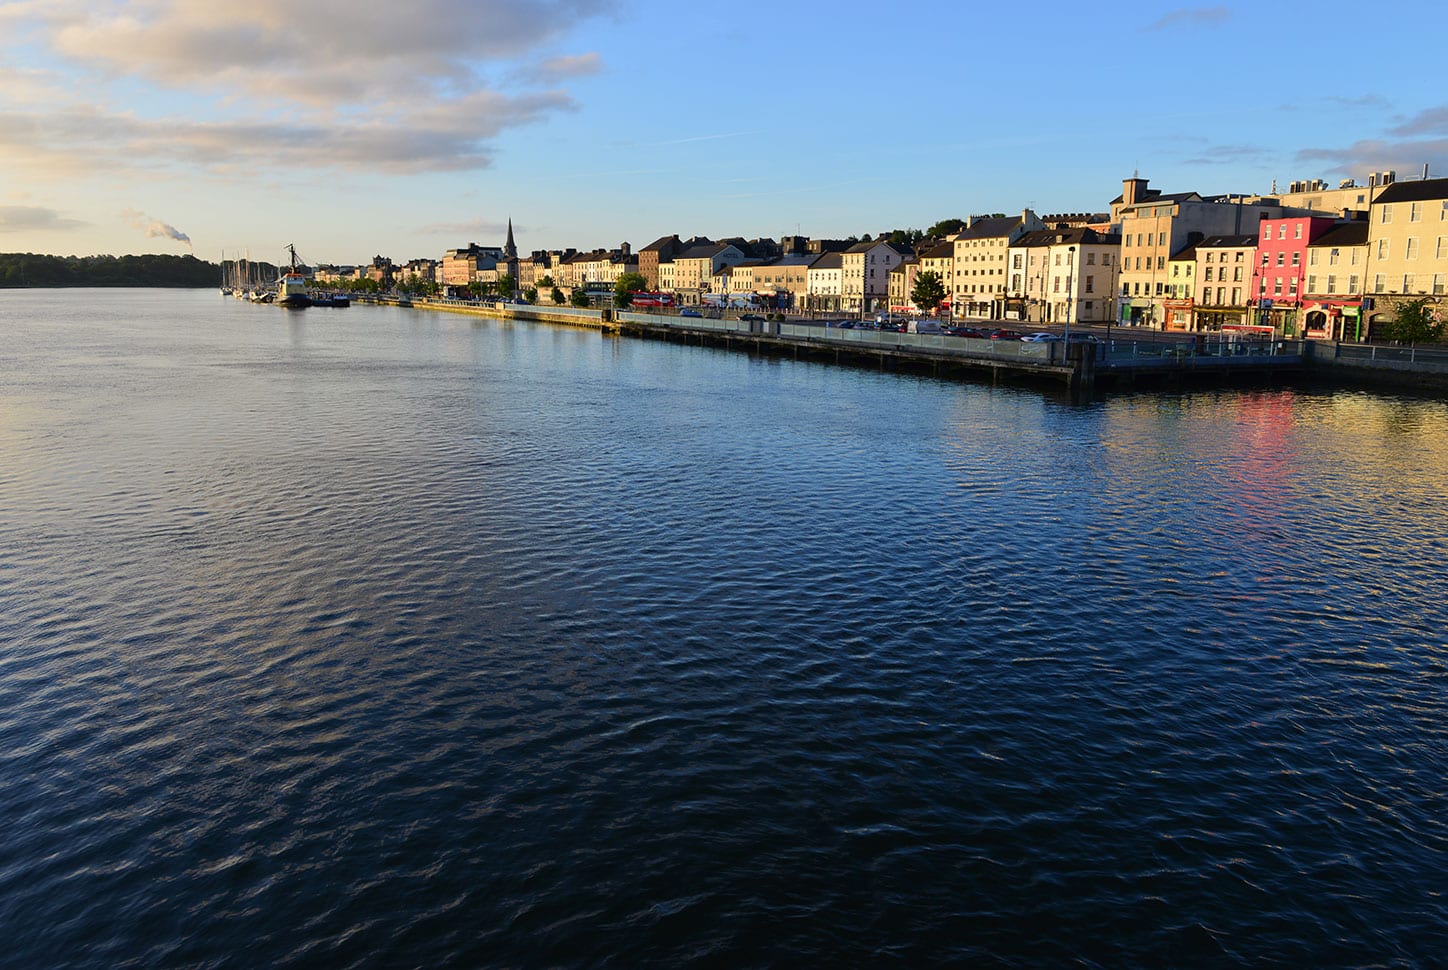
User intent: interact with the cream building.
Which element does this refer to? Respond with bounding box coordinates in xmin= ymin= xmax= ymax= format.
xmin=1007 ymin=227 xmax=1120 ymax=324
xmin=841 ymin=239 xmax=910 ymax=313
xmin=1190 ymin=234 xmax=1257 ymax=332
xmin=1304 ymin=222 xmax=1370 ymax=341
xmin=806 ymin=252 xmax=844 ymax=312
xmin=1366 ymin=176 xmax=1448 ymax=326
xmin=952 ymin=211 xmax=1044 ymax=319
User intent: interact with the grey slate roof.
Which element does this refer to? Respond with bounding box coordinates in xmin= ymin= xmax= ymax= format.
xmin=1308 ymin=222 xmax=1370 ymax=248
xmin=1370 ymin=177 xmax=1448 ymax=205
xmin=1196 ymin=234 xmax=1259 ymax=249
xmin=809 ymin=252 xmax=844 ymax=270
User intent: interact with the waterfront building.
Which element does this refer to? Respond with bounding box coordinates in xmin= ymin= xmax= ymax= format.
xmin=1163 ymin=244 xmax=1198 ymax=331
xmin=1303 ymin=221 xmax=1370 ymax=341
xmin=841 ymin=239 xmax=909 ymax=313
xmin=1252 ymin=215 xmax=1340 ymax=335
xmin=917 ymin=240 xmax=955 ymax=316
xmin=1365 ymin=175 xmax=1448 ymax=335
xmin=441 ymin=243 xmax=503 ymax=289
xmin=1007 ymin=227 xmax=1120 ymax=324
xmin=672 ymin=242 xmax=746 ymax=304
xmin=806 ymin=252 xmax=845 ymax=312
xmin=888 ymin=257 xmax=920 ymax=314
xmin=952 ymin=211 xmax=1044 ymax=319
xmin=1191 ymin=235 xmax=1257 ymax=332
xmin=1114 ymin=176 xmax=1286 ymax=327
xmin=638 ymin=235 xmax=683 ymax=290
xmin=734 ymin=255 xmax=811 ymax=309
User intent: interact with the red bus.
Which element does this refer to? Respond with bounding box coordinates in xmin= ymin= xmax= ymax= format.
xmin=630 ymin=292 xmax=676 ymax=308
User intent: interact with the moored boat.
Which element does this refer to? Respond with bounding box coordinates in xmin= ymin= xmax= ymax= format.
xmin=276 ymin=244 xmax=311 ymax=308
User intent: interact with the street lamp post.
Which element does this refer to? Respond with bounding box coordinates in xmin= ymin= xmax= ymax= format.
xmin=1064 ymin=245 xmax=1075 ymax=345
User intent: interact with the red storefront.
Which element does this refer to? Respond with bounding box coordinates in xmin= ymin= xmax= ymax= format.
xmin=1252 ymin=216 xmax=1337 ymax=336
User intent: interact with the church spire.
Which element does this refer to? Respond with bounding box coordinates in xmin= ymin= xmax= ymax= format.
xmin=504 ymin=217 xmax=517 ymax=259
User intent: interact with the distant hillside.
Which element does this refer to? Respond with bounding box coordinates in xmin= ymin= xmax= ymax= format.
xmin=0 ymin=253 xmax=222 ymax=287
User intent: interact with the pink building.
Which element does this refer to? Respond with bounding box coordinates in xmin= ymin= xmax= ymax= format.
xmin=1251 ymin=216 xmax=1337 ymax=335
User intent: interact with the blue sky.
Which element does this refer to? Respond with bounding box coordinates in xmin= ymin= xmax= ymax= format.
xmin=2 ymin=0 xmax=1446 ymax=264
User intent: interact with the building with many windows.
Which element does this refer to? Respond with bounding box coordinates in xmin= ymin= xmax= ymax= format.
xmin=1006 ymin=227 xmax=1119 ymax=324
xmin=1303 ymin=221 xmax=1370 ymax=341
xmin=952 ymin=211 xmax=1043 ymax=319
xmin=1365 ymin=176 xmax=1448 ymax=334
xmin=1191 ymin=235 xmax=1257 ymax=332
xmin=1114 ymin=176 xmax=1287 ymax=327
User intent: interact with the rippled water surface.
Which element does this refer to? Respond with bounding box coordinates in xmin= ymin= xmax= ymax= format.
xmin=3 ymin=289 xmax=1447 ymax=967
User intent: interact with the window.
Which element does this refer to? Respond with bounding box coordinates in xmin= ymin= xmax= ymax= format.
xmin=1202 ymin=287 xmax=1211 ymax=304
xmin=1157 ymin=256 xmax=1165 ymax=270
xmin=1274 ymin=278 xmax=1283 ymax=296
xmin=1439 ymin=237 xmax=1448 ymax=259
xmin=1411 ymin=202 xmax=1422 ymax=222
xmin=1435 ymin=274 xmax=1445 ymax=295
xmin=1308 ymin=275 xmax=1317 ymax=292
xmin=1326 ymin=275 xmax=1336 ymax=293
xmin=1309 ymin=249 xmax=1319 ymax=266
xmin=1349 ymin=275 xmax=1359 ymax=293
xmin=1403 ymin=273 xmax=1414 ymax=292
xmin=1233 ymin=267 xmax=1243 ymax=282
xmin=1374 ymin=274 xmax=1385 ymax=292
xmin=1292 ymin=252 xmax=1301 ymax=267
xmin=1279 ymin=225 xmax=1287 ymax=239
xmin=1086 ymin=252 xmax=1096 ymax=265
xmin=1407 ymin=237 xmax=1419 ymax=259
xmin=1053 ymin=277 xmax=1060 ymax=292
xmin=1381 ymin=205 xmax=1393 ymax=223
xmin=1261 ymin=253 xmax=1270 ymax=266
xmin=1155 ymin=282 xmax=1164 ymax=295
xmin=1329 ymin=248 xmax=1340 ymax=265
xmin=1231 ymin=287 xmax=1241 ymax=304
xmin=1235 ymin=251 xmax=1244 ymax=262
xmin=1085 ymin=275 xmax=1094 ymax=293
xmin=1277 ymin=252 xmax=1285 ymax=266
xmin=1377 ymin=240 xmax=1390 ymax=260
xmin=1294 ymin=223 xmax=1303 ymax=239
xmin=1218 ymin=267 xmax=1227 ymax=281
xmin=1289 ymin=278 xmax=1298 ymax=295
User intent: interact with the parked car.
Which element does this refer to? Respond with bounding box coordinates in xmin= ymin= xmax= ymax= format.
xmin=680 ymin=308 xmax=702 ymax=317
xmin=739 ymin=313 xmax=766 ymax=323
xmin=989 ymin=329 xmax=1024 ymax=340
xmin=1021 ymin=332 xmax=1061 ymax=342
xmin=1065 ymin=332 xmax=1099 ymax=343
xmin=944 ymin=327 xmax=988 ymax=339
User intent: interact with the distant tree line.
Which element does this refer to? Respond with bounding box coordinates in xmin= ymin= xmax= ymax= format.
xmin=0 ymin=253 xmax=221 ymax=288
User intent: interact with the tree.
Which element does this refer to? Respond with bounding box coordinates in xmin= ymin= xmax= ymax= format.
xmin=496 ymin=273 xmax=516 ymax=298
xmin=538 ymin=275 xmax=555 ymax=288
xmin=1386 ymin=296 xmax=1445 ymax=345
xmin=614 ymin=271 xmax=646 ymax=307
xmin=927 ymin=218 xmax=965 ymax=238
xmin=523 ymin=286 xmax=538 ymax=304
xmin=888 ymin=228 xmax=924 ymax=247
xmin=911 ymin=270 xmax=947 ymax=315
xmin=551 ymin=286 xmax=565 ymax=305
xmin=569 ymin=287 xmax=590 ymax=307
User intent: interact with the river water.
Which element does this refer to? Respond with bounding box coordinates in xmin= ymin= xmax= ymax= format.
xmin=2 ymin=289 xmax=1446 ymax=967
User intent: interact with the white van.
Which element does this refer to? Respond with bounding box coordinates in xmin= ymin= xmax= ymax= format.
xmin=907 ymin=319 xmax=941 ymax=334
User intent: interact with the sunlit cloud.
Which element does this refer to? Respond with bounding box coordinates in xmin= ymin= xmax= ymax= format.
xmin=0 ymin=204 xmax=87 ymax=233
xmin=0 ymin=0 xmax=613 ymax=176
xmin=514 ymin=52 xmax=604 ymax=85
